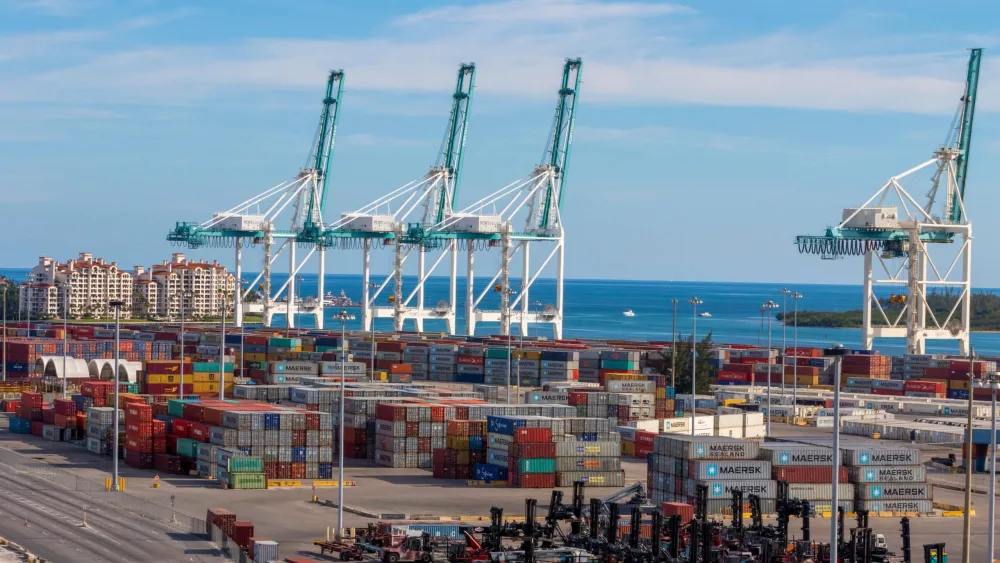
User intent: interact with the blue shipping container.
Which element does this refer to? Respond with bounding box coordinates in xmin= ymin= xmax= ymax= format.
xmin=486 ymin=415 xmax=524 ymax=435
xmin=469 ymin=435 xmax=484 ymax=451
xmin=948 ymin=389 xmax=970 ymax=400
xmin=474 ymin=463 xmax=508 ymax=482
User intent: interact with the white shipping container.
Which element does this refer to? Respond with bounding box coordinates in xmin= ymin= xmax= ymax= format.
xmin=606 ymin=380 xmax=656 ymax=394
xmin=716 ymin=427 xmax=744 ymax=438
xmin=842 ymin=447 xmax=920 ymax=466
xmin=693 ymin=428 xmax=714 ymax=436
xmin=849 ymin=466 xmax=927 ymax=483
xmin=659 ymin=417 xmax=691 ymax=433
xmin=634 ymin=419 xmax=660 ymax=432
xmin=743 ymin=413 xmax=764 ymax=427
xmin=743 ymin=425 xmax=766 ymax=438
xmin=270 ymin=361 xmax=320 ymax=375
xmin=787 ymin=483 xmax=855 ymax=500
xmin=855 ymin=483 xmax=932 ymax=500
xmin=693 ymin=416 xmax=714 ymax=430
xmin=715 ymin=414 xmax=743 ymax=429
xmin=617 ymin=426 xmax=637 ymax=442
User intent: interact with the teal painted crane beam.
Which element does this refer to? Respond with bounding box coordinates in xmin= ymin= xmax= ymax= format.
xmin=540 ymin=58 xmax=582 ymax=230
xmin=300 ymin=70 xmax=345 ymax=244
xmin=435 ymin=63 xmax=476 ymax=224
xmin=950 ymin=48 xmax=982 ymax=224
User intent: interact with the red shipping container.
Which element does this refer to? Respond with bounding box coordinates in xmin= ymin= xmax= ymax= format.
xmin=291 ymin=463 xmax=306 ymax=479
xmin=202 ymin=407 xmax=225 ymax=427
xmin=207 ymin=508 xmax=236 ymax=537
xmin=147 ymin=383 xmax=192 ymax=396
xmin=568 ymin=391 xmax=590 ymax=406
xmin=636 ymin=431 xmax=656 ymax=453
xmin=721 ymin=363 xmax=754 ymax=374
xmin=872 ymin=388 xmax=905 ymax=396
xmin=126 ymin=421 xmax=153 ymax=435
xmin=717 ymin=371 xmax=751 ymax=383
xmin=172 ymin=418 xmax=191 ymax=438
xmin=53 ymin=398 xmax=76 ymax=416
xmin=772 ymin=466 xmax=849 ymax=483
xmin=457 ymin=355 xmax=485 ymax=366
xmin=376 ymin=403 xmax=406 ymax=422
xmin=510 ymin=443 xmax=556 ymax=458
xmin=388 ymin=363 xmax=413 ymax=375
xmin=152 ymin=419 xmax=166 ymax=438
xmin=42 ymin=409 xmax=55 ymax=425
xmin=513 ymin=427 xmax=552 ymax=444
xmin=126 ymin=404 xmax=153 ymax=423
xmin=904 ymin=380 xmax=945 ymax=394
xmin=785 ymin=347 xmax=822 ymax=358
xmin=661 ymin=502 xmax=695 ymax=521
xmin=516 ymin=472 xmax=556 ymax=489
xmin=189 ymin=422 xmax=210 ymax=442
xmin=922 ymin=367 xmax=952 ymax=379
xmin=144 ymin=361 xmax=190 ymax=375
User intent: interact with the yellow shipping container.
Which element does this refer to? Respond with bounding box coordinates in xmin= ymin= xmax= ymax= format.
xmin=372 ymin=371 xmax=388 ymax=382
xmin=622 ymin=441 xmax=636 ymax=456
xmin=810 ymin=385 xmax=835 ymax=391
xmin=605 ymin=373 xmax=643 ymax=382
xmin=192 ymin=372 xmax=219 ymax=383
xmin=923 ymin=378 xmax=948 ymax=388
xmin=147 ymin=374 xmax=180 ymax=385
xmin=721 ymin=399 xmax=746 ymax=407
xmin=194 ymin=382 xmax=219 ymax=394
xmin=244 ymin=353 xmax=267 ymax=362
xmin=521 ymin=351 xmax=542 ymax=361
xmin=797 ymin=375 xmax=819 ymax=386
xmin=950 ymin=379 xmax=972 ymax=390
xmin=447 ymin=435 xmax=470 ymax=449
xmin=301 ymin=345 xmax=315 ymax=352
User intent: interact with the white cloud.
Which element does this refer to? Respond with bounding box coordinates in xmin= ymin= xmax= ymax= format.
xmin=13 ymin=0 xmax=96 ymax=17
xmin=0 ymin=0 xmax=988 ymax=116
xmin=396 ymin=0 xmax=693 ymax=25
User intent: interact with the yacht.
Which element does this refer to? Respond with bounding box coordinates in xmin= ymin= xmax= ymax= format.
xmin=622 ymin=309 xmax=635 ymax=317
xmin=323 ymin=290 xmax=355 ymax=307
xmin=700 ymin=312 xmax=712 ymax=317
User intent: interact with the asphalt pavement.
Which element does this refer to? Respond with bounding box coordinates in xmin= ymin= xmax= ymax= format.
xmin=0 ymin=455 xmax=229 ymax=562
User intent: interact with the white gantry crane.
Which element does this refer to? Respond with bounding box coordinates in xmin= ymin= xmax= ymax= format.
xmin=796 ymin=49 xmax=982 ymax=354
xmin=168 ymin=70 xmax=345 ymax=328
xmin=321 ymin=64 xmax=476 ymax=334
xmin=452 ymin=58 xmax=582 ymax=339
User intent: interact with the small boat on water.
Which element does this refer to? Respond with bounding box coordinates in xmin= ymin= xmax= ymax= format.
xmin=623 ymin=309 xmax=635 ymax=317
xmin=700 ymin=312 xmax=711 ymax=317
xmin=323 ymin=290 xmax=355 ymax=307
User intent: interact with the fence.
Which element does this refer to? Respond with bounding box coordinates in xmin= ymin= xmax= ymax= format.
xmin=0 ymin=445 xmax=207 ymax=536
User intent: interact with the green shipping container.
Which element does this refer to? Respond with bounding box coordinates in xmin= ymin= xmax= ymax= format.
xmin=268 ymin=337 xmax=300 ymax=348
xmin=227 ymin=456 xmax=264 ymax=473
xmin=227 ymin=472 xmax=268 ymax=490
xmin=486 ymin=348 xmax=512 ymax=360
xmin=192 ymin=362 xmax=234 ymax=373
xmin=167 ymin=398 xmax=200 ymax=418
xmin=176 ymin=437 xmax=200 ymax=458
xmin=517 ymin=458 xmax=556 ymax=474
xmin=599 ymin=359 xmax=638 ymax=371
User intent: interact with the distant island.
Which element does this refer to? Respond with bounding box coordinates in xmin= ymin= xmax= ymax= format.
xmin=775 ymin=290 xmax=1000 ymax=331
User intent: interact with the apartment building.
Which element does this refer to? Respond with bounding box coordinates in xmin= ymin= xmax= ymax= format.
xmin=21 ymin=252 xmax=237 ymax=320
xmin=22 ymin=253 xmax=133 ymax=319
xmin=134 ymin=253 xmax=237 ymax=319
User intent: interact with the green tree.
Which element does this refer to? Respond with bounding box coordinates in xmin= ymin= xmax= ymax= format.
xmin=0 ymin=281 xmax=19 ymax=321
xmin=661 ymin=331 xmax=715 ymax=395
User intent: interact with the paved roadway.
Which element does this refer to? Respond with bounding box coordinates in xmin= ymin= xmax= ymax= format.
xmin=0 ymin=455 xmax=229 ymax=562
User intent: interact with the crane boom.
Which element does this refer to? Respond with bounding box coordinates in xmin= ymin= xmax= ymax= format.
xmin=950 ymin=48 xmax=982 ymax=223
xmin=540 ymin=58 xmax=582 ymax=230
xmin=304 ymin=70 xmax=345 ymax=234
xmin=436 ymin=63 xmax=476 ymax=224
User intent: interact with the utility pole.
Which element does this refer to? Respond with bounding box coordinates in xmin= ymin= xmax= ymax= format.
xmin=108 ymin=299 xmax=125 ymax=491
xmin=687 ymin=297 xmax=702 ymax=435
xmin=670 ymin=298 xmax=677 ymax=389
xmin=962 ymin=346 xmax=975 ymax=563
xmin=780 ymin=288 xmax=791 ymax=394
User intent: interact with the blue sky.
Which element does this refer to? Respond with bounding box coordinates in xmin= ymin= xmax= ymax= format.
xmin=1 ymin=0 xmax=999 ymax=286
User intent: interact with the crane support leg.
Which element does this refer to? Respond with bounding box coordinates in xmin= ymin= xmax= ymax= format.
xmin=466 ymin=244 xmax=476 ymax=336
xmin=449 ymin=241 xmax=457 ymax=335
xmin=315 ymin=245 xmax=325 ymax=329
xmin=554 ymin=237 xmax=564 ymax=340
xmin=416 ymin=249 xmax=425 ymax=333
xmin=500 ymin=233 xmax=511 ymax=336
xmin=362 ymin=240 xmax=372 ymax=331
xmin=288 ymin=243 xmax=297 ymax=329
xmin=862 ymin=250 xmax=874 ymax=350
xmin=393 ymin=242 xmax=404 ymax=332
xmin=234 ymin=240 xmax=243 ymax=327
xmin=521 ymin=242 xmax=529 ymax=337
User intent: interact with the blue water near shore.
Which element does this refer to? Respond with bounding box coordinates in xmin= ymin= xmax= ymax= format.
xmin=4 ymin=267 xmax=997 ymax=355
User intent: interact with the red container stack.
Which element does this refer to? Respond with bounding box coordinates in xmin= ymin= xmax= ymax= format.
xmin=772 ymin=466 xmax=849 ymax=484
xmin=661 ymin=502 xmax=695 ymax=522
xmin=232 ymin=522 xmax=254 ymax=550
xmin=124 ymin=403 xmax=154 ymax=469
xmin=508 ymin=426 xmax=555 ymax=489
xmin=433 ymin=420 xmax=486 ymax=480
xmin=207 ymin=508 xmax=236 ymax=537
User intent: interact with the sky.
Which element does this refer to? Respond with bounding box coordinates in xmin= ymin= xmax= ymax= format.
xmin=1 ymin=0 xmax=999 ymax=286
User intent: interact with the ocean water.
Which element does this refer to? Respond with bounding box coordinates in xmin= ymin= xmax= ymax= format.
xmin=4 ymin=267 xmax=996 ymax=355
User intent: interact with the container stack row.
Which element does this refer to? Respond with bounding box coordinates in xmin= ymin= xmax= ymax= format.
xmin=761 ymin=444 xmax=852 ymax=514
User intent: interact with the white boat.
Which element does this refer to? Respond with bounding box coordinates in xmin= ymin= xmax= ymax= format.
xmin=700 ymin=312 xmax=711 ymax=317
xmin=622 ymin=309 xmax=635 ymax=317
xmin=323 ymin=290 xmax=355 ymax=307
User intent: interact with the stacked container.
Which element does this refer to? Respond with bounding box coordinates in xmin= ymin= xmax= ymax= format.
xmin=517 ymin=349 xmax=542 ymax=386
xmin=509 ymin=427 xmax=556 ymax=488
xmin=760 ymin=444 xmax=851 ymax=514
xmin=218 ymin=447 xmax=267 ymax=490
xmin=844 ymin=445 xmax=932 ymax=513
xmin=433 ymin=419 xmax=486 ymax=480
xmin=374 ymin=403 xmax=448 ymax=469
xmin=599 ymin=350 xmax=641 ymax=384
xmin=124 ymin=402 xmax=154 ymax=469
xmin=427 ymin=342 xmax=458 ymax=383
xmin=555 ymin=439 xmax=624 ymax=488
xmin=649 ymin=435 xmax=768 ymax=515
xmin=85 ymin=406 xmax=116 ymax=455
xmin=539 ymin=350 xmax=579 ymax=385
xmin=483 ymin=347 xmax=511 ymax=386
xmin=455 ymin=345 xmax=485 ymax=384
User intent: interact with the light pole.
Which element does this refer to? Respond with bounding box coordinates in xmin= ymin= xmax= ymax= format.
xmin=1 ymin=277 xmax=9 ymax=382
xmin=368 ymin=282 xmax=378 ymax=382
xmin=761 ymin=300 xmax=779 ymax=436
xmin=219 ymin=291 xmax=230 ymax=400
xmin=62 ymin=284 xmax=69 ymax=399
xmin=687 ymin=297 xmax=702 ymax=435
xmin=976 ymin=371 xmax=1000 ymax=561
xmin=239 ymin=280 xmax=248 ymax=381
xmin=108 ymin=299 xmax=125 ymax=491
xmin=790 ymin=292 xmax=803 ymax=409
xmin=332 ymin=309 xmax=355 ymax=539
xmin=830 ymin=353 xmax=843 ymax=563
xmin=962 ymin=345 xmax=976 ymax=563
xmin=780 ymin=288 xmax=790 ymax=394
xmin=670 ymin=298 xmax=677 ymax=389
xmin=178 ymin=290 xmax=191 ymax=399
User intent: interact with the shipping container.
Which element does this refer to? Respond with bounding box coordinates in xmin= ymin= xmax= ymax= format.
xmin=772 ymin=466 xmax=848 ymax=483
xmin=759 ymin=444 xmax=834 ymax=466
xmin=786 ymin=483 xmax=855 ymax=500
xmin=842 ymin=448 xmax=920 ymax=466
xmin=556 ymin=471 xmax=626 ymax=488
xmin=855 ymin=483 xmax=933 ymax=500
xmin=854 ymin=499 xmax=934 ymax=513
xmin=848 ymin=466 xmax=927 ymax=483
xmin=687 ymin=460 xmax=771 ymax=480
